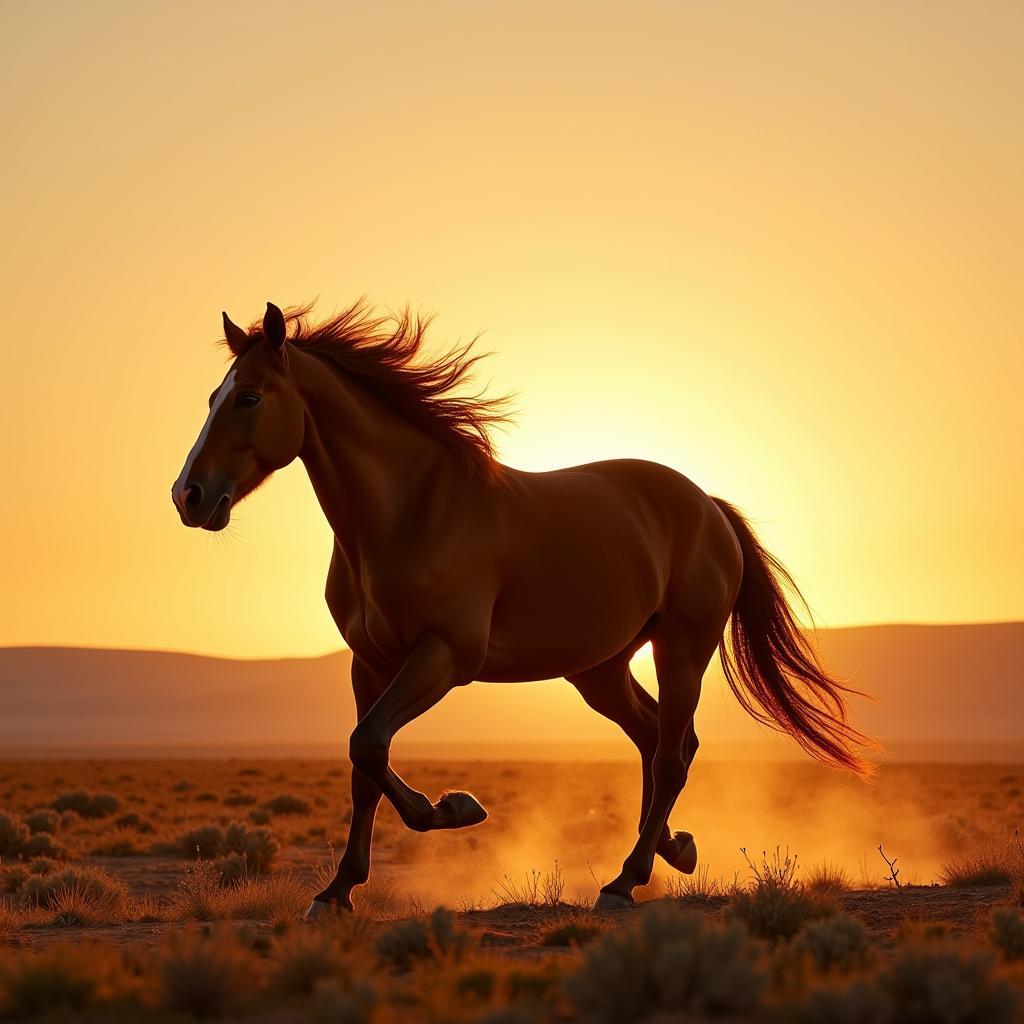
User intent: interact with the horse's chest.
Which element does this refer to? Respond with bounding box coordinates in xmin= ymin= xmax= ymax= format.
xmin=326 ymin=564 xmax=437 ymax=675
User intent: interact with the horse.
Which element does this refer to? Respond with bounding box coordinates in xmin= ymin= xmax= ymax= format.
xmin=172 ymin=299 xmax=871 ymax=916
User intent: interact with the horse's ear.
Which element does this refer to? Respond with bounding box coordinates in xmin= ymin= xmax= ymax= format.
xmin=222 ymin=312 xmax=250 ymax=356
xmin=263 ymin=302 xmax=287 ymax=352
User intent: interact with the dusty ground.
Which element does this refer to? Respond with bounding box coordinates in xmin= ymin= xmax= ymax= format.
xmin=2 ymin=757 xmax=1022 ymax=948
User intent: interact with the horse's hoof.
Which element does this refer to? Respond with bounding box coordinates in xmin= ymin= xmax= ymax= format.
xmin=303 ymin=898 xmax=350 ymax=921
xmin=435 ymin=791 xmax=488 ymax=829
xmin=664 ymin=831 xmax=698 ymax=874
xmin=593 ymin=889 xmax=635 ymax=911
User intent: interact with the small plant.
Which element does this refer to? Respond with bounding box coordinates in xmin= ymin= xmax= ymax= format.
xmin=877 ymin=845 xmax=902 ymax=889
xmin=491 ymin=863 xmax=566 ymax=909
xmin=563 ymin=902 xmax=763 ymax=1022
xmin=376 ymin=907 xmax=471 ymax=970
xmin=727 ymin=847 xmax=837 ymax=943
xmin=166 ymin=857 xmax=223 ymax=921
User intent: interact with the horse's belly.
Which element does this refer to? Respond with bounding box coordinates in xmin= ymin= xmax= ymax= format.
xmin=478 ymin=569 xmax=660 ymax=682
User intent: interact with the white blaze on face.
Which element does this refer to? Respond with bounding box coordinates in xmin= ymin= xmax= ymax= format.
xmin=180 ymin=368 xmax=237 ymax=483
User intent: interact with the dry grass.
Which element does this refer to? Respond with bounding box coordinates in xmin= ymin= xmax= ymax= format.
xmin=941 ymin=840 xmax=1019 ymax=888
xmin=664 ymin=863 xmax=725 ymax=903
xmin=490 ymin=863 xmax=566 ymax=909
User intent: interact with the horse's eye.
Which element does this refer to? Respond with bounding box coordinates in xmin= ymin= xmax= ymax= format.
xmin=237 ymin=393 xmax=261 ymax=409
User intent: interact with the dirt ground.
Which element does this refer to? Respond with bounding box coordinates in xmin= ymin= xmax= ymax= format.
xmin=2 ymin=757 xmax=1022 ymax=954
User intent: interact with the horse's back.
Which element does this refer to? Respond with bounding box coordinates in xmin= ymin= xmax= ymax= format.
xmin=477 ymin=459 xmax=731 ymax=681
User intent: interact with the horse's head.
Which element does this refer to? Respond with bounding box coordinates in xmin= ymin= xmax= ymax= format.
xmin=172 ymin=302 xmax=305 ymax=531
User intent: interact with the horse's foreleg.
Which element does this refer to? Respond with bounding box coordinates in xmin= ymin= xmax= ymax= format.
xmin=348 ymin=633 xmax=488 ymax=832
xmin=595 ymin=630 xmax=714 ymax=908
xmin=308 ymin=661 xmax=385 ymax=916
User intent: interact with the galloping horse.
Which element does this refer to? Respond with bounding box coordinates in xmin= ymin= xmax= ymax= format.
xmin=172 ymin=299 xmax=870 ymax=915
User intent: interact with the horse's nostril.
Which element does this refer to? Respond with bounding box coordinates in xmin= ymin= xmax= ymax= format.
xmin=185 ymin=484 xmax=203 ymax=509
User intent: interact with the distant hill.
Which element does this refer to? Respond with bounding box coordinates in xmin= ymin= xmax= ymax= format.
xmin=1 ymin=622 xmax=1021 ymax=757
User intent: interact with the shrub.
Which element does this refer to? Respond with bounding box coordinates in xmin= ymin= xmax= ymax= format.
xmin=166 ymin=859 xmax=223 ymax=922
xmin=878 ymin=938 xmax=1017 ymax=1024
xmin=992 ymin=908 xmax=1024 ymax=963
xmin=377 ymin=908 xmax=471 ymax=971
xmin=541 ymin=916 xmax=605 ymax=947
xmin=313 ymin=977 xmax=378 ymax=1024
xmin=178 ymin=825 xmax=226 ymax=859
xmin=49 ymin=881 xmax=128 ymax=926
xmin=152 ymin=928 xmax=258 ymax=1017
xmin=0 ymin=944 xmax=132 ymax=1016
xmin=113 ymin=812 xmax=154 ymax=833
xmin=23 ymin=809 xmax=60 ymax=835
xmin=805 ymin=862 xmax=852 ymax=896
xmin=220 ymin=874 xmax=307 ymax=926
xmin=90 ymin=831 xmax=146 ymax=857
xmin=792 ymin=915 xmax=870 ymax=974
xmin=727 ymin=848 xmax=837 ymax=943
xmin=563 ymin=902 xmax=764 ymax=1022
xmin=224 ymin=821 xmax=279 ymax=873
xmin=250 ymin=808 xmax=272 ymax=826
xmin=0 ymin=813 xmax=29 ymax=857
xmin=941 ymin=841 xmax=1017 ymax=887
xmin=214 ymin=852 xmax=249 ymax=885
xmin=270 ymin=927 xmax=367 ymax=995
xmin=665 ymin=863 xmax=724 ymax=903
xmin=0 ymin=864 xmax=28 ymax=895
xmin=21 ymin=833 xmax=63 ymax=859
xmin=21 ymin=864 xmax=131 ymax=921
xmin=50 ymin=790 xmax=120 ymax=819
xmin=224 ymin=792 xmax=258 ymax=807
xmin=794 ymin=979 xmax=891 ymax=1024
xmin=263 ymin=794 xmax=312 ymax=816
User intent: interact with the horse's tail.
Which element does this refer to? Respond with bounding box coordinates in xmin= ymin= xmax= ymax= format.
xmin=712 ymin=498 xmax=874 ymax=777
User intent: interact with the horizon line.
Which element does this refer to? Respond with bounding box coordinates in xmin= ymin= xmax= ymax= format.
xmin=1 ymin=616 xmax=1022 ymax=663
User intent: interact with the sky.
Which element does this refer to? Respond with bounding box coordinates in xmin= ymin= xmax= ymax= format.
xmin=1 ymin=1 xmax=1021 ymax=658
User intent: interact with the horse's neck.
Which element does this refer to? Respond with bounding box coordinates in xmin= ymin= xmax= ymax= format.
xmin=295 ymin=354 xmax=454 ymax=555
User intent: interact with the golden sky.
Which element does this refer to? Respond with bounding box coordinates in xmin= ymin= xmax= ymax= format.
xmin=1 ymin=1 xmax=1021 ymax=658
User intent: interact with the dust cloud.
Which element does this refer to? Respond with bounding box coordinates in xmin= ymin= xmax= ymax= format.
xmin=377 ymin=758 xmax=1022 ymax=907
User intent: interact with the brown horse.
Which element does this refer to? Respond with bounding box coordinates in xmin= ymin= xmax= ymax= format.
xmin=172 ymin=299 xmax=870 ymax=915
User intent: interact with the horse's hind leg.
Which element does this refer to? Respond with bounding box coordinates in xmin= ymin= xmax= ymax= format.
xmin=594 ymin=623 xmax=721 ymax=909
xmin=568 ymin=660 xmax=700 ymax=872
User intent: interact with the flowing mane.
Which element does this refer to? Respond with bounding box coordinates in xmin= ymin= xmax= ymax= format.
xmin=238 ymin=300 xmax=511 ymax=477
